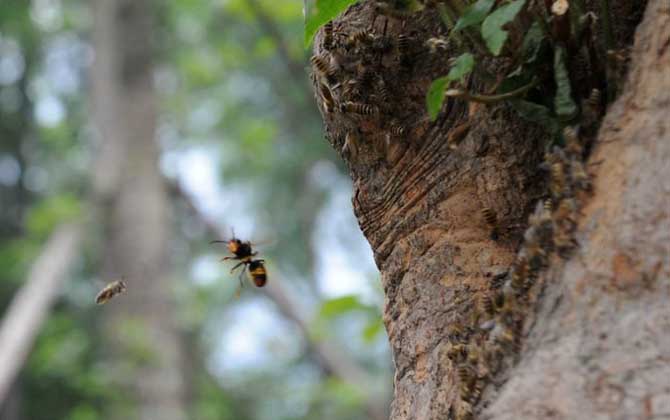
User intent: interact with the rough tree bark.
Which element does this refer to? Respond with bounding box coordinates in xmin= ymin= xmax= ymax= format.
xmin=91 ymin=1 xmax=188 ymax=419
xmin=311 ymin=1 xmax=664 ymax=419
xmin=484 ymin=3 xmax=670 ymax=418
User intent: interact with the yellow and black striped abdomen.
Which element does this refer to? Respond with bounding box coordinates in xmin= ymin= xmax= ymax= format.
xmin=248 ymin=260 xmax=267 ymax=287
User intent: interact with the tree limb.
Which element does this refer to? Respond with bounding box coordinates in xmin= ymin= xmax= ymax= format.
xmin=0 ymin=223 xmax=81 ymax=405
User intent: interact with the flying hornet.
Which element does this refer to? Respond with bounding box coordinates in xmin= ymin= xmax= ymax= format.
xmin=211 ymin=230 xmax=269 ymax=292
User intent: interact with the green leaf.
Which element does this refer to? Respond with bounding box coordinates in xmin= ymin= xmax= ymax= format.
xmin=319 ymin=295 xmax=366 ymax=318
xmin=510 ymin=99 xmax=560 ymax=133
xmin=427 ymin=77 xmax=449 ymax=121
xmin=481 ymin=0 xmax=526 ymax=56
xmin=426 ymin=53 xmax=475 ymax=121
xmin=447 ymin=53 xmax=475 ymax=82
xmin=453 ymin=0 xmax=495 ymax=32
xmin=304 ymin=0 xmax=357 ymax=47
xmin=553 ymin=46 xmax=578 ymax=120
xmin=521 ymin=21 xmax=545 ymax=64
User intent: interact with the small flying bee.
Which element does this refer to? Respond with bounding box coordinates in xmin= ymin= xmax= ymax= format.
xmin=553 ymin=229 xmax=578 ymax=258
xmin=483 ymin=343 xmax=504 ymax=374
xmin=341 ymin=79 xmax=361 ymax=99
xmin=466 ymin=380 xmax=484 ymax=404
xmin=342 ymin=131 xmax=360 ymax=160
xmin=466 ymin=345 xmax=481 ymax=366
xmin=397 ymin=34 xmax=412 ymax=62
xmin=447 ymin=121 xmax=471 ymax=150
xmin=310 ymin=55 xmax=336 ymax=82
xmin=492 ymin=323 xmax=520 ymax=352
xmin=377 ymin=82 xmax=391 ymax=104
xmin=397 ymin=34 xmax=410 ymax=51
xmin=426 ymin=37 xmax=449 ymax=53
xmin=586 ymin=88 xmax=602 ymax=110
xmin=606 ymin=48 xmax=630 ymax=64
xmin=481 ymin=208 xmax=499 ymax=240
xmin=480 ymin=294 xmax=496 ymax=316
xmin=490 ymin=271 xmax=508 ymax=289
xmin=389 ymin=122 xmax=405 ymax=137
xmin=492 ymin=288 xmax=505 ymax=309
xmin=523 ymin=228 xmax=548 ymax=271
xmin=446 ymin=344 xmax=468 ymax=363
xmin=549 ymin=160 xmax=568 ymax=199
xmin=510 ymin=256 xmax=529 ymax=291
xmin=569 ymin=159 xmax=592 ymax=192
xmin=318 ymin=82 xmax=336 ymax=113
xmin=95 ymin=279 xmax=127 ymax=305
xmin=448 ymin=323 xmax=467 ymax=343
xmin=528 ymin=202 xmax=554 ymax=245
xmin=346 ymin=29 xmax=372 ymax=48
xmin=457 ymin=365 xmax=475 ymax=390
xmin=248 ymin=259 xmax=267 ymax=287
xmin=455 ymin=402 xmax=474 ymax=420
xmin=543 ymin=198 xmax=554 ymax=212
xmin=340 ymin=101 xmax=378 ymax=115
xmin=554 ymin=197 xmax=578 ymax=226
xmin=323 ymin=21 xmax=334 ymax=50
xmin=563 ymin=126 xmax=583 ymax=157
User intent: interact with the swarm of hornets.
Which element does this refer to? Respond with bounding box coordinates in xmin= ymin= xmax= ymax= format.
xmin=311 ymin=2 xmax=447 ymax=164
xmin=438 ymin=115 xmax=599 ymax=419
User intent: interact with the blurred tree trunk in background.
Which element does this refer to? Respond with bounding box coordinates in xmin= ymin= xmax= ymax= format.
xmin=0 ymin=385 xmax=21 ymax=420
xmin=91 ymin=1 xmax=188 ymax=419
xmin=311 ymin=1 xmax=668 ymax=419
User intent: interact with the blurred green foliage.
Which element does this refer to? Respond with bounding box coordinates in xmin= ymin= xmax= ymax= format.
xmin=453 ymin=0 xmax=495 ymax=32
xmin=481 ymin=0 xmax=526 ymax=55
xmin=303 ymin=0 xmax=358 ymax=47
xmin=25 ymin=194 xmax=81 ymax=238
xmin=426 ymin=0 xmax=592 ymax=135
xmin=0 ymin=0 xmax=387 ymax=419
xmin=553 ymin=46 xmax=579 ymax=120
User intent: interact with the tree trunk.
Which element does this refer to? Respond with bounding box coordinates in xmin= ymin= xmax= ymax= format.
xmin=311 ymin=1 xmax=665 ymax=419
xmin=484 ymin=3 xmax=670 ymax=418
xmin=91 ymin=1 xmax=188 ymax=419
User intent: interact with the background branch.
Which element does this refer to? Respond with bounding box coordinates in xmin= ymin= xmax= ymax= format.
xmin=0 ymin=223 xmax=82 ymax=405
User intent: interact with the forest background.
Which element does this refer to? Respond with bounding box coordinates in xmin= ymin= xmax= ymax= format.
xmin=0 ymin=1 xmax=392 ymax=420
